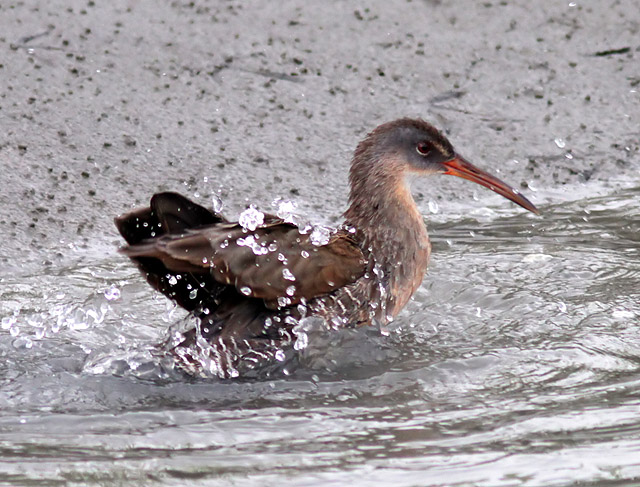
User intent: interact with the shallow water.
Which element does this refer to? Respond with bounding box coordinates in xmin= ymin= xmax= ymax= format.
xmin=1 ymin=185 xmax=639 ymax=486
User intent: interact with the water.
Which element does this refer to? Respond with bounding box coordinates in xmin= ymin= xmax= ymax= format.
xmin=1 ymin=186 xmax=639 ymax=486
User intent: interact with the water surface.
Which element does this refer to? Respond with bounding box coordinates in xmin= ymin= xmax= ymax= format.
xmin=1 ymin=185 xmax=639 ymax=486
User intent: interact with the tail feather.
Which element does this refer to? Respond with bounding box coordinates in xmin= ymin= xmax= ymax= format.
xmin=115 ymin=192 xmax=226 ymax=313
xmin=150 ymin=192 xmax=222 ymax=234
xmin=116 ymin=192 xmax=295 ymax=377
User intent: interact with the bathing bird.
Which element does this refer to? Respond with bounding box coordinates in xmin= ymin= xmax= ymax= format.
xmin=115 ymin=118 xmax=538 ymax=377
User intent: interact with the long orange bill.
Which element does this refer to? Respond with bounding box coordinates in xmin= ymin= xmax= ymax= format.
xmin=443 ymin=155 xmax=540 ymax=214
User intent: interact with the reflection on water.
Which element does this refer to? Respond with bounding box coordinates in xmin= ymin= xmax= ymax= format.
xmin=1 ymin=186 xmax=639 ymax=486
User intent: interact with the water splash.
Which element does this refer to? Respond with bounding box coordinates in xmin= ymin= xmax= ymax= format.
xmin=103 ymin=285 xmax=121 ymax=301
xmin=237 ymin=234 xmax=269 ymax=255
xmin=212 ymin=193 xmax=224 ymax=214
xmin=310 ymin=226 xmax=331 ymax=246
xmin=273 ymin=198 xmax=299 ymax=223
xmin=238 ymin=205 xmax=264 ymax=231
xmin=282 ymin=268 xmax=296 ymax=281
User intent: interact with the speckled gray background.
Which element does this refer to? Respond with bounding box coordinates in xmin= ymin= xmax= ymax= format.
xmin=1 ymin=0 xmax=638 ymax=274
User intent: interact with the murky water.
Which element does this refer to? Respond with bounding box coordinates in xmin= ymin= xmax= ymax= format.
xmin=1 ymin=185 xmax=639 ymax=486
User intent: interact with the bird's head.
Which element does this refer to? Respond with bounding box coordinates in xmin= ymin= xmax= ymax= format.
xmin=352 ymin=118 xmax=539 ymax=214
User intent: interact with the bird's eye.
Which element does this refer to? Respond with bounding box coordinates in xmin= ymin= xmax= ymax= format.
xmin=416 ymin=142 xmax=431 ymax=156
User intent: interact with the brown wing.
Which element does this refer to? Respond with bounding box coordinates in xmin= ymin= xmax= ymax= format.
xmin=122 ymin=222 xmax=366 ymax=308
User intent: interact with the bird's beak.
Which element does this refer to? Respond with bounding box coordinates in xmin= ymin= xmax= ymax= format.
xmin=442 ymin=154 xmax=540 ymax=214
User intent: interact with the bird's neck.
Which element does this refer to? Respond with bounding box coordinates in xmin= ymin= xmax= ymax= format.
xmin=343 ymin=156 xmax=431 ymax=318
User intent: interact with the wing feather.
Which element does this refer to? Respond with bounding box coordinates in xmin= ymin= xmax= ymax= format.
xmin=122 ymin=221 xmax=366 ymax=308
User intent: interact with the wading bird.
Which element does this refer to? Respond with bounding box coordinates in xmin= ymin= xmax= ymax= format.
xmin=116 ymin=119 xmax=538 ymax=377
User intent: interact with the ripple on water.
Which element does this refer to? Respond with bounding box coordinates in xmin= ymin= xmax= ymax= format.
xmin=1 ymin=188 xmax=640 ymax=485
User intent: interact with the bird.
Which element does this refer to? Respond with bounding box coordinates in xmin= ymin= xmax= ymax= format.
xmin=115 ymin=118 xmax=538 ymax=378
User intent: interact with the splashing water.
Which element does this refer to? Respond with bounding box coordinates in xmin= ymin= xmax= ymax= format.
xmin=238 ymin=205 xmax=264 ymax=231
xmin=237 ymin=234 xmax=270 ymax=255
xmin=103 ymin=285 xmax=121 ymax=301
xmin=273 ymin=198 xmax=299 ymax=223
xmin=310 ymin=225 xmax=331 ymax=246
xmin=211 ymin=193 xmax=224 ymax=214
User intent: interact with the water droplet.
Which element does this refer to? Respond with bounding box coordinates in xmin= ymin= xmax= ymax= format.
xmin=294 ymin=331 xmax=308 ymax=350
xmin=284 ymin=316 xmax=298 ymax=325
xmin=301 ymin=250 xmax=309 ymax=258
xmin=240 ymin=286 xmax=252 ymax=296
xmin=372 ymin=264 xmax=384 ymax=278
xmin=238 ymin=205 xmax=264 ymax=231
xmin=286 ymin=285 xmax=296 ymax=296
xmin=168 ymin=275 xmax=178 ymax=286
xmin=103 ymin=285 xmax=121 ymax=301
xmin=212 ymin=194 xmax=224 ymax=213
xmin=237 ymin=234 xmax=268 ymax=255
xmin=268 ymin=242 xmax=278 ymax=252
xmin=202 ymin=257 xmax=208 ymax=264
xmin=277 ymin=296 xmax=291 ymax=308
xmin=310 ymin=226 xmax=331 ymax=246
xmin=299 ymin=223 xmax=313 ymax=234
xmin=189 ymin=289 xmax=198 ymax=300
xmin=283 ymin=268 xmax=296 ymax=281
xmin=274 ymin=198 xmax=298 ymax=223
xmin=1 ymin=316 xmax=16 ymax=330
xmin=275 ymin=349 xmax=286 ymax=361
xmin=554 ymin=137 xmax=566 ymax=149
